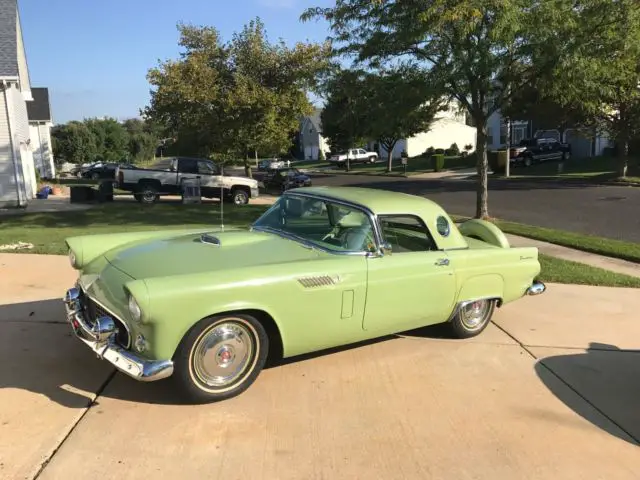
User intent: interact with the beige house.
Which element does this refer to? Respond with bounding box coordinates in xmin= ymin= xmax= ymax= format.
xmin=0 ymin=0 xmax=38 ymax=207
xmin=375 ymin=100 xmax=478 ymax=159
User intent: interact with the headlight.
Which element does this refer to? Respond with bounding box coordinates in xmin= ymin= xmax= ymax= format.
xmin=69 ymin=250 xmax=76 ymax=267
xmin=128 ymin=294 xmax=141 ymax=323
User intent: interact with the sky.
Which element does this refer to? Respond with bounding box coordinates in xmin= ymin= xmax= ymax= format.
xmin=18 ymin=0 xmax=334 ymax=124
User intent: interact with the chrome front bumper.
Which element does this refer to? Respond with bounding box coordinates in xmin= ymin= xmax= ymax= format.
xmin=63 ymin=288 xmax=174 ymax=382
xmin=526 ymin=280 xmax=546 ymax=296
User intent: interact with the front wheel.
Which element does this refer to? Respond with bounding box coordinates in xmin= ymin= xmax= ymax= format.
xmin=369 ymin=156 xmax=376 ymax=163
xmin=562 ymin=151 xmax=571 ymax=161
xmin=172 ymin=314 xmax=269 ymax=403
xmin=523 ymin=156 xmax=532 ymax=167
xmin=231 ymin=188 xmax=249 ymax=205
xmin=449 ymin=299 xmax=496 ymax=339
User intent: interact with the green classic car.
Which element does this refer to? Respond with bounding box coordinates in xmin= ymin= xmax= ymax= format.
xmin=63 ymin=187 xmax=546 ymax=402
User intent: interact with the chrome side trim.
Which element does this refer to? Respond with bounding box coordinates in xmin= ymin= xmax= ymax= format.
xmin=64 ymin=288 xmax=173 ymax=382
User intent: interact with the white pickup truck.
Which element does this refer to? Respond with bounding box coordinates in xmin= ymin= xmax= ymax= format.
xmin=328 ymin=148 xmax=378 ymax=166
xmin=115 ymin=157 xmax=259 ymax=205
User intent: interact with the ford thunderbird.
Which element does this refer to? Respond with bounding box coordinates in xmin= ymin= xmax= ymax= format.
xmin=63 ymin=187 xmax=546 ymax=403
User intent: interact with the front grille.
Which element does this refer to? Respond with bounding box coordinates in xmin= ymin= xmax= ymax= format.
xmin=78 ymin=287 xmax=131 ymax=348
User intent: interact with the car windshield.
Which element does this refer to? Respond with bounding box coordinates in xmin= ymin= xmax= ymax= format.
xmin=252 ymin=194 xmax=377 ymax=253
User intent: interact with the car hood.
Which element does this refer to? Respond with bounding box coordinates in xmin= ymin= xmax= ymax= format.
xmin=104 ymin=228 xmax=322 ymax=280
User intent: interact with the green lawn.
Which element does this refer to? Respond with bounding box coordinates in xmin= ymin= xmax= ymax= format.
xmin=330 ymin=154 xmax=477 ymax=176
xmin=538 ymin=254 xmax=640 ymax=288
xmin=1 ymin=202 xmax=637 ymax=288
xmin=493 ymin=220 xmax=640 ymax=264
xmin=0 ymin=203 xmax=270 ymax=255
xmin=502 ymin=155 xmax=640 ymax=183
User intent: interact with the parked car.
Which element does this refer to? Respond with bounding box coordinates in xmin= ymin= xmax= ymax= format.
xmin=115 ymin=156 xmax=259 ymax=205
xmin=262 ymin=167 xmax=312 ymax=193
xmin=258 ymin=159 xmax=286 ymax=171
xmin=328 ymin=148 xmax=378 ymax=166
xmin=510 ymin=137 xmax=572 ymax=167
xmin=63 ymin=186 xmax=546 ymax=403
xmin=81 ymin=162 xmax=120 ymax=180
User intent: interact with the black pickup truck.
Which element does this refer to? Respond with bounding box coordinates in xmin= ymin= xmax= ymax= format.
xmin=510 ymin=138 xmax=572 ymax=167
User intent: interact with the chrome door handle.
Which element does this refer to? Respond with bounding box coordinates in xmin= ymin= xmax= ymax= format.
xmin=435 ymin=258 xmax=450 ymax=266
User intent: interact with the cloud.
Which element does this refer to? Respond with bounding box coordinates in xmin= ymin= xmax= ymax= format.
xmin=257 ymin=0 xmax=296 ymax=8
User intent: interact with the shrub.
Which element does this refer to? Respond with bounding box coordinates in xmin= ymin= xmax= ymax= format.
xmin=425 ymin=146 xmax=435 ymax=156
xmin=433 ymin=153 xmax=445 ymax=172
xmin=435 ymin=148 xmax=445 ymax=155
xmin=449 ymin=143 xmax=460 ymax=156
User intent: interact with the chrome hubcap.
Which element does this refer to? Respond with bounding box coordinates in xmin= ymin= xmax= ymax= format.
xmin=234 ymin=193 xmax=246 ymax=204
xmin=192 ymin=322 xmax=254 ymax=388
xmin=460 ymin=300 xmax=491 ymax=330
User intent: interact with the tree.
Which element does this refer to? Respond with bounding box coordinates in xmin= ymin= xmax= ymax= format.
xmin=302 ymin=1 xmax=588 ymax=218
xmin=533 ymin=0 xmax=640 ymax=177
xmin=144 ymin=20 xmax=329 ymax=176
xmin=361 ymin=68 xmax=445 ymax=172
xmin=320 ymin=69 xmax=367 ymax=171
xmin=123 ymin=118 xmax=159 ymax=163
xmin=51 ymin=121 xmax=97 ymax=164
xmin=502 ymin=83 xmax=588 ymax=142
xmin=84 ymin=118 xmax=129 ymax=162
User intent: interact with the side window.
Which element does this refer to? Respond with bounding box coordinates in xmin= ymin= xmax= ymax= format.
xmin=179 ymin=158 xmax=198 ymax=174
xmin=198 ymin=161 xmax=218 ymax=175
xmin=359 ymin=149 xmax=366 ymax=154
xmin=379 ymin=215 xmax=436 ymax=253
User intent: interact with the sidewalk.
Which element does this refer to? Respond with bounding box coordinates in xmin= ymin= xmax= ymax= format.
xmin=506 ymin=234 xmax=640 ymax=278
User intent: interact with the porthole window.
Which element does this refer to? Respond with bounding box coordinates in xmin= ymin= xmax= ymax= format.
xmin=436 ymin=216 xmax=450 ymax=237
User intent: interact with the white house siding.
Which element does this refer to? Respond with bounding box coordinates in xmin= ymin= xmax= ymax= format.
xmin=0 ymin=88 xmax=18 ymax=206
xmin=30 ymin=123 xmax=54 ymax=178
xmin=406 ymin=120 xmax=477 ymax=157
xmin=8 ymin=84 xmax=36 ymax=198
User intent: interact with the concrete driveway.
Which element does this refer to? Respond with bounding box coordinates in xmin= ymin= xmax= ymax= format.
xmin=1 ymin=254 xmax=639 ymax=480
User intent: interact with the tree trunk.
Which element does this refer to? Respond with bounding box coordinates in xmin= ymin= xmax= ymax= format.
xmin=474 ymin=116 xmax=489 ymax=219
xmin=617 ymin=135 xmax=629 ymax=178
xmin=387 ymin=149 xmax=393 ymax=173
xmin=244 ymin=151 xmax=252 ymax=178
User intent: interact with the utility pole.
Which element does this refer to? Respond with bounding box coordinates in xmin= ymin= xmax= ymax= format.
xmin=505 ymin=116 xmax=511 ymax=178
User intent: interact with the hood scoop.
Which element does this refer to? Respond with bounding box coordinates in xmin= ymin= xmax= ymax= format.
xmin=200 ymin=233 xmax=221 ymax=246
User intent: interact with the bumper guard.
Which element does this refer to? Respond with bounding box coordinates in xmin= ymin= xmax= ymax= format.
xmin=63 ymin=288 xmax=173 ymax=382
xmin=526 ymin=280 xmax=546 ymax=296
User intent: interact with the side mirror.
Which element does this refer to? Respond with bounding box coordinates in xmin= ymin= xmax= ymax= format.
xmin=381 ymin=242 xmax=393 ymax=256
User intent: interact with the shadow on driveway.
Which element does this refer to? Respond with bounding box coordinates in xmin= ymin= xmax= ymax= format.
xmin=534 ymin=342 xmax=640 ymax=446
xmin=0 ymin=299 xmax=452 ymax=408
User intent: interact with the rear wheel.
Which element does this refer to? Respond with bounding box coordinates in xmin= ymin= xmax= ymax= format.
xmin=449 ymin=299 xmax=496 ymax=339
xmin=524 ymin=155 xmax=533 ymax=167
xmin=172 ymin=314 xmax=269 ymax=403
xmin=136 ymin=184 xmax=159 ymax=204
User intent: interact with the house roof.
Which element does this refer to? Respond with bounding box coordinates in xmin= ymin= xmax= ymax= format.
xmin=309 ymin=107 xmax=322 ymax=133
xmin=27 ymin=87 xmax=52 ymax=121
xmin=0 ymin=0 xmax=18 ymax=78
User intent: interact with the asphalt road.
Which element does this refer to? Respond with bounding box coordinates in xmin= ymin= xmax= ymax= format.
xmin=300 ymin=172 xmax=640 ymax=243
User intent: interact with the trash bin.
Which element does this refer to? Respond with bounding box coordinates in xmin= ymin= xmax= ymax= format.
xmin=70 ymin=186 xmax=95 ymax=203
xmin=97 ymin=180 xmax=114 ymax=202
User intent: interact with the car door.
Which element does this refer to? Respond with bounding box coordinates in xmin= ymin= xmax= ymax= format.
xmin=363 ymin=214 xmax=457 ymax=335
xmin=195 ymin=160 xmax=223 ymax=197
